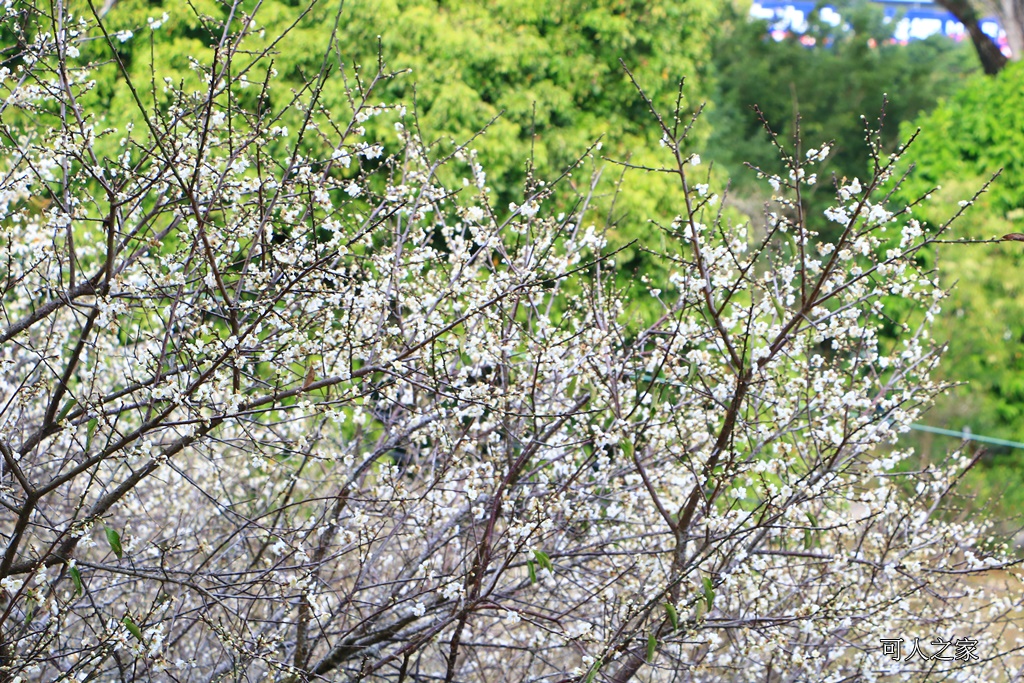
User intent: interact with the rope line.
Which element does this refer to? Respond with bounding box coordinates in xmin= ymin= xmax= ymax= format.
xmin=909 ymin=423 xmax=1024 ymax=450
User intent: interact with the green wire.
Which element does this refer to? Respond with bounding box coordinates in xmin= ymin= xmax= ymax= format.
xmin=909 ymin=423 xmax=1024 ymax=450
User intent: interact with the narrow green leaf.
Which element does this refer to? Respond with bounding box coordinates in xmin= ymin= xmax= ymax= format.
xmin=533 ymin=550 xmax=553 ymax=572
xmin=703 ymin=577 xmax=716 ymax=612
xmin=527 ymin=559 xmax=537 ymax=584
xmin=105 ymin=527 xmax=123 ymax=559
xmin=620 ymin=439 xmax=634 ymax=460
xmin=664 ymin=601 xmax=678 ymax=630
xmin=646 ymin=632 xmax=657 ymax=662
xmin=69 ymin=565 xmax=82 ymax=596
xmin=86 ymin=418 xmax=98 ymax=448
xmin=806 ymin=512 xmax=821 ymax=548
xmin=56 ymin=398 xmax=77 ymax=424
xmin=122 ymin=615 xmax=144 ymax=643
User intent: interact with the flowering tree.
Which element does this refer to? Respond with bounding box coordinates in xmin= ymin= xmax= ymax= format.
xmin=0 ymin=3 xmax=1021 ymax=683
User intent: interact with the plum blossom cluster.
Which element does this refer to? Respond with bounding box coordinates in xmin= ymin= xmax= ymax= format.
xmin=0 ymin=4 xmax=1021 ymax=683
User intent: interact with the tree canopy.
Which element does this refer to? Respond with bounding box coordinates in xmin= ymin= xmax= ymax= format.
xmin=889 ymin=61 xmax=1024 ymax=510
xmin=707 ymin=1 xmax=977 ymax=236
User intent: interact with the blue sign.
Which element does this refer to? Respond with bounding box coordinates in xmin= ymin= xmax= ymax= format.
xmin=750 ymin=1 xmax=1008 ymax=51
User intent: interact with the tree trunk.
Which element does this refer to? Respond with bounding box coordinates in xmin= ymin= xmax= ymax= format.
xmin=936 ymin=0 xmax=1009 ymax=74
xmin=993 ymin=0 xmax=1024 ymax=60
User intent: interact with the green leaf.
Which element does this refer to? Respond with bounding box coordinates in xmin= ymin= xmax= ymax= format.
xmin=646 ymin=632 xmax=657 ymax=662
xmin=664 ymin=601 xmax=678 ymax=630
xmin=805 ymin=512 xmax=821 ymax=548
xmin=702 ymin=577 xmax=715 ymax=612
xmin=86 ymin=418 xmax=98 ymax=448
xmin=527 ymin=559 xmax=537 ymax=584
xmin=583 ymin=659 xmax=602 ymax=683
xmin=69 ymin=565 xmax=82 ymax=596
xmin=105 ymin=527 xmax=123 ymax=559
xmin=533 ymin=550 xmax=553 ymax=572
xmin=620 ymin=439 xmax=634 ymax=460
xmin=56 ymin=398 xmax=77 ymax=424
xmin=122 ymin=615 xmax=144 ymax=643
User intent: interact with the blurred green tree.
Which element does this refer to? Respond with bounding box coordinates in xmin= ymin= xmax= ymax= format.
xmin=707 ymin=0 xmax=976 ymax=238
xmin=895 ymin=61 xmax=1024 ymax=465
xmin=69 ymin=0 xmax=725 ymax=319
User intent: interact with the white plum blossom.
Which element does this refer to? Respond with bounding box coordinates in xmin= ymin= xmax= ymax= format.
xmin=331 ymin=147 xmax=352 ymax=168
xmin=146 ymin=12 xmax=169 ymax=30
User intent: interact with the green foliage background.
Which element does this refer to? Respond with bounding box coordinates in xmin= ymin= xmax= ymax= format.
xmin=73 ymin=0 xmax=725 ymax=294
xmin=889 ymin=62 xmax=1024 ymax=514
xmin=706 ymin=0 xmax=976 ymax=235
